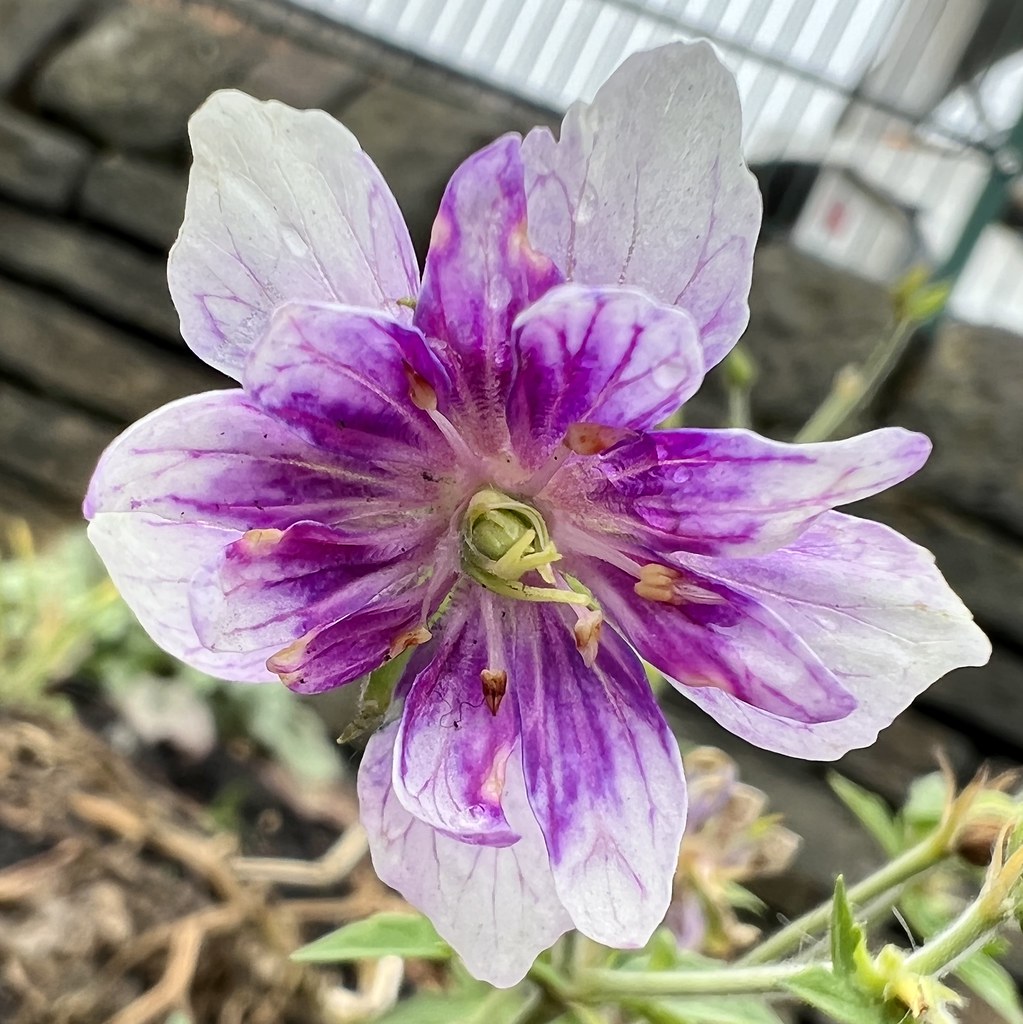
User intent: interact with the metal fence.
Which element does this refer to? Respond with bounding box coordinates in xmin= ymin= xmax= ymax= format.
xmin=292 ymin=0 xmax=1023 ymax=333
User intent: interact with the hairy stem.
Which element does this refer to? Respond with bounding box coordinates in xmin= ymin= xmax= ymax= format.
xmin=795 ymin=317 xmax=914 ymax=443
xmin=740 ymin=826 xmax=952 ymax=966
xmin=575 ymin=962 xmax=809 ymax=1000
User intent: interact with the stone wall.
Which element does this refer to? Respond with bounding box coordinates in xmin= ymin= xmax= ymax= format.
xmin=1 ymin=0 xmax=1022 ymax=925
xmin=0 ymin=0 xmax=549 ymax=530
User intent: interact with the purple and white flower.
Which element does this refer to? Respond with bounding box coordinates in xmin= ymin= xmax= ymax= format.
xmin=84 ymin=42 xmax=989 ymax=987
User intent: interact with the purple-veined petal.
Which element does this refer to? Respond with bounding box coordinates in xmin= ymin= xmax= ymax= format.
xmin=555 ymin=427 xmax=931 ymax=557
xmin=522 ymin=41 xmax=761 ymax=369
xmin=267 ymin=549 xmax=458 ymax=695
xmin=88 ymin=512 xmax=276 ymax=682
xmin=415 ymin=135 xmax=562 ymax=447
xmin=508 ymin=603 xmax=686 ymax=947
xmin=85 ymin=390 xmax=442 ymax=535
xmin=506 ymin=283 xmax=704 ymax=468
xmin=190 ymin=520 xmax=438 ymax=655
xmin=677 ymin=511 xmax=991 ymax=759
xmin=393 ymin=595 xmax=521 ymax=846
xmin=359 ymin=723 xmax=573 ymax=987
xmin=576 ymin=555 xmax=855 ymax=728
xmin=244 ymin=301 xmax=455 ymax=461
xmin=169 ymin=90 xmax=419 ymax=379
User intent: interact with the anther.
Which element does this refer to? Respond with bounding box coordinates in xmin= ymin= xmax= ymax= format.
xmin=481 ymin=669 xmax=508 ymax=717
xmin=564 ymin=422 xmax=630 ymax=456
xmin=573 ymin=608 xmax=603 ymax=667
xmin=634 ymin=564 xmax=727 ymax=606
xmin=388 ymin=625 xmax=432 ymax=660
xmin=405 ymin=363 xmax=438 ymax=411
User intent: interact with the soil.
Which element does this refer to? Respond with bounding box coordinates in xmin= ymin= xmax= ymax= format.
xmin=0 ymin=706 xmax=391 ymax=1024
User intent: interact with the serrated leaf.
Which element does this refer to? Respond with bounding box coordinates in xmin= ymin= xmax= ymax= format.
xmin=956 ymin=952 xmax=1023 ymax=1024
xmin=291 ymin=912 xmax=450 ymax=962
xmin=784 ymin=966 xmax=894 ymax=1024
xmin=831 ymin=876 xmax=865 ymax=977
xmin=829 ymin=774 xmax=902 ymax=857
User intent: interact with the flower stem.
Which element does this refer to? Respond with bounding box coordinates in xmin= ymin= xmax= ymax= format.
xmin=794 ymin=317 xmax=915 ymax=443
xmin=575 ymin=961 xmax=809 ymax=1000
xmin=740 ymin=827 xmax=952 ymax=966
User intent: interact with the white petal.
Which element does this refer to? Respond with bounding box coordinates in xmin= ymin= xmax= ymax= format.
xmin=359 ymin=724 xmax=572 ymax=987
xmin=522 ymin=41 xmax=761 ymax=368
xmin=169 ymin=90 xmax=419 ymax=378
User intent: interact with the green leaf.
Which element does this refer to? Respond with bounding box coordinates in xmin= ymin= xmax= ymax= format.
xmin=903 ymin=773 xmax=949 ymax=832
xmin=376 ymin=987 xmax=531 ymax=1024
xmin=828 ymin=774 xmax=902 ymax=857
xmin=831 ymin=876 xmax=864 ymax=977
xmin=956 ymin=952 xmax=1023 ymax=1024
xmin=784 ymin=966 xmax=895 ymax=1024
xmin=632 ymin=996 xmax=786 ymax=1024
xmin=291 ymin=912 xmax=451 ymax=962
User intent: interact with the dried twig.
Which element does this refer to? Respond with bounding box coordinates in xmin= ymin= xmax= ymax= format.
xmin=232 ymin=824 xmax=368 ymax=888
xmin=105 ymin=916 xmax=204 ymax=1024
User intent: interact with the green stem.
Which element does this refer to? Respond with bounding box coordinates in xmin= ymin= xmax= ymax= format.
xmin=903 ymin=887 xmax=1004 ymax=977
xmin=740 ymin=827 xmax=952 ymax=966
xmin=794 ymin=317 xmax=914 ymax=443
xmin=575 ymin=962 xmax=809 ymax=1000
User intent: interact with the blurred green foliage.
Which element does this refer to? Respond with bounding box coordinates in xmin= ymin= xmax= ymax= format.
xmin=0 ymin=523 xmax=341 ymax=782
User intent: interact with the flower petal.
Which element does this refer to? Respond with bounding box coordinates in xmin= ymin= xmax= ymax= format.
xmin=88 ymin=512 xmax=275 ymax=682
xmin=577 ymin=555 xmax=855 ymax=728
xmin=522 ymin=41 xmax=761 ymax=369
xmin=414 ymin=135 xmax=562 ymax=447
xmin=509 ymin=604 xmax=686 ymax=947
xmin=559 ymin=427 xmax=931 ymax=557
xmin=266 ymin=551 xmax=457 ymax=695
xmin=393 ymin=596 xmax=522 ymax=846
xmin=244 ymin=301 xmax=454 ymax=460
xmin=678 ymin=511 xmax=991 ymax=759
xmin=506 ymin=284 xmax=704 ymax=468
xmin=85 ymin=390 xmax=435 ymax=534
xmin=359 ymin=723 xmax=573 ymax=987
xmin=190 ymin=521 xmax=437 ymax=655
xmin=169 ymin=90 xmax=418 ymax=379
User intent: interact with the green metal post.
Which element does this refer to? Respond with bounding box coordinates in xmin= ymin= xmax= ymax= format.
xmin=936 ymin=108 xmax=1023 ymax=287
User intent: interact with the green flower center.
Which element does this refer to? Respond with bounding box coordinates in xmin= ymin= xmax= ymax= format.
xmin=461 ymin=489 xmax=593 ymax=609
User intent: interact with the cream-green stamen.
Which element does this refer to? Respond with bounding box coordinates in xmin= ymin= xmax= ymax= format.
xmin=461 ymin=489 xmax=595 ymax=608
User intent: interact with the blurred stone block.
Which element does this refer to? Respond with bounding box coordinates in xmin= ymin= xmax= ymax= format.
xmin=864 ymin=495 xmax=1023 ymax=649
xmin=745 ymin=244 xmax=891 ymax=430
xmin=891 ymin=321 xmax=1023 ymax=536
xmin=80 ymin=153 xmax=186 ymax=250
xmin=682 ymin=243 xmax=892 ymax=434
xmin=34 ymin=3 xmax=262 ymax=151
xmin=0 ymin=378 xmax=117 ymax=503
xmin=240 ymin=37 xmax=366 ymax=109
xmin=0 ymin=278 xmax=220 ymax=420
xmin=835 ymin=709 xmax=976 ymax=804
xmin=0 ymin=0 xmax=92 ymax=91
xmin=921 ymin=647 xmax=1023 ymax=749
xmin=0 ymin=104 xmax=90 ymax=210
xmin=0 ymin=202 xmax=178 ymax=340
xmin=337 ymin=80 xmax=509 ymax=252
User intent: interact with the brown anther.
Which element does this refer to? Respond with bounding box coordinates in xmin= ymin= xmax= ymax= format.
xmin=635 ymin=563 xmax=683 ymax=604
xmin=404 ymin=363 xmax=438 ymax=411
xmin=481 ymin=669 xmax=508 ymax=717
xmin=564 ymin=422 xmax=630 ymax=456
xmin=239 ymin=528 xmax=283 ymax=554
xmin=573 ymin=609 xmax=603 ymax=668
xmin=388 ymin=625 xmax=432 ymax=660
